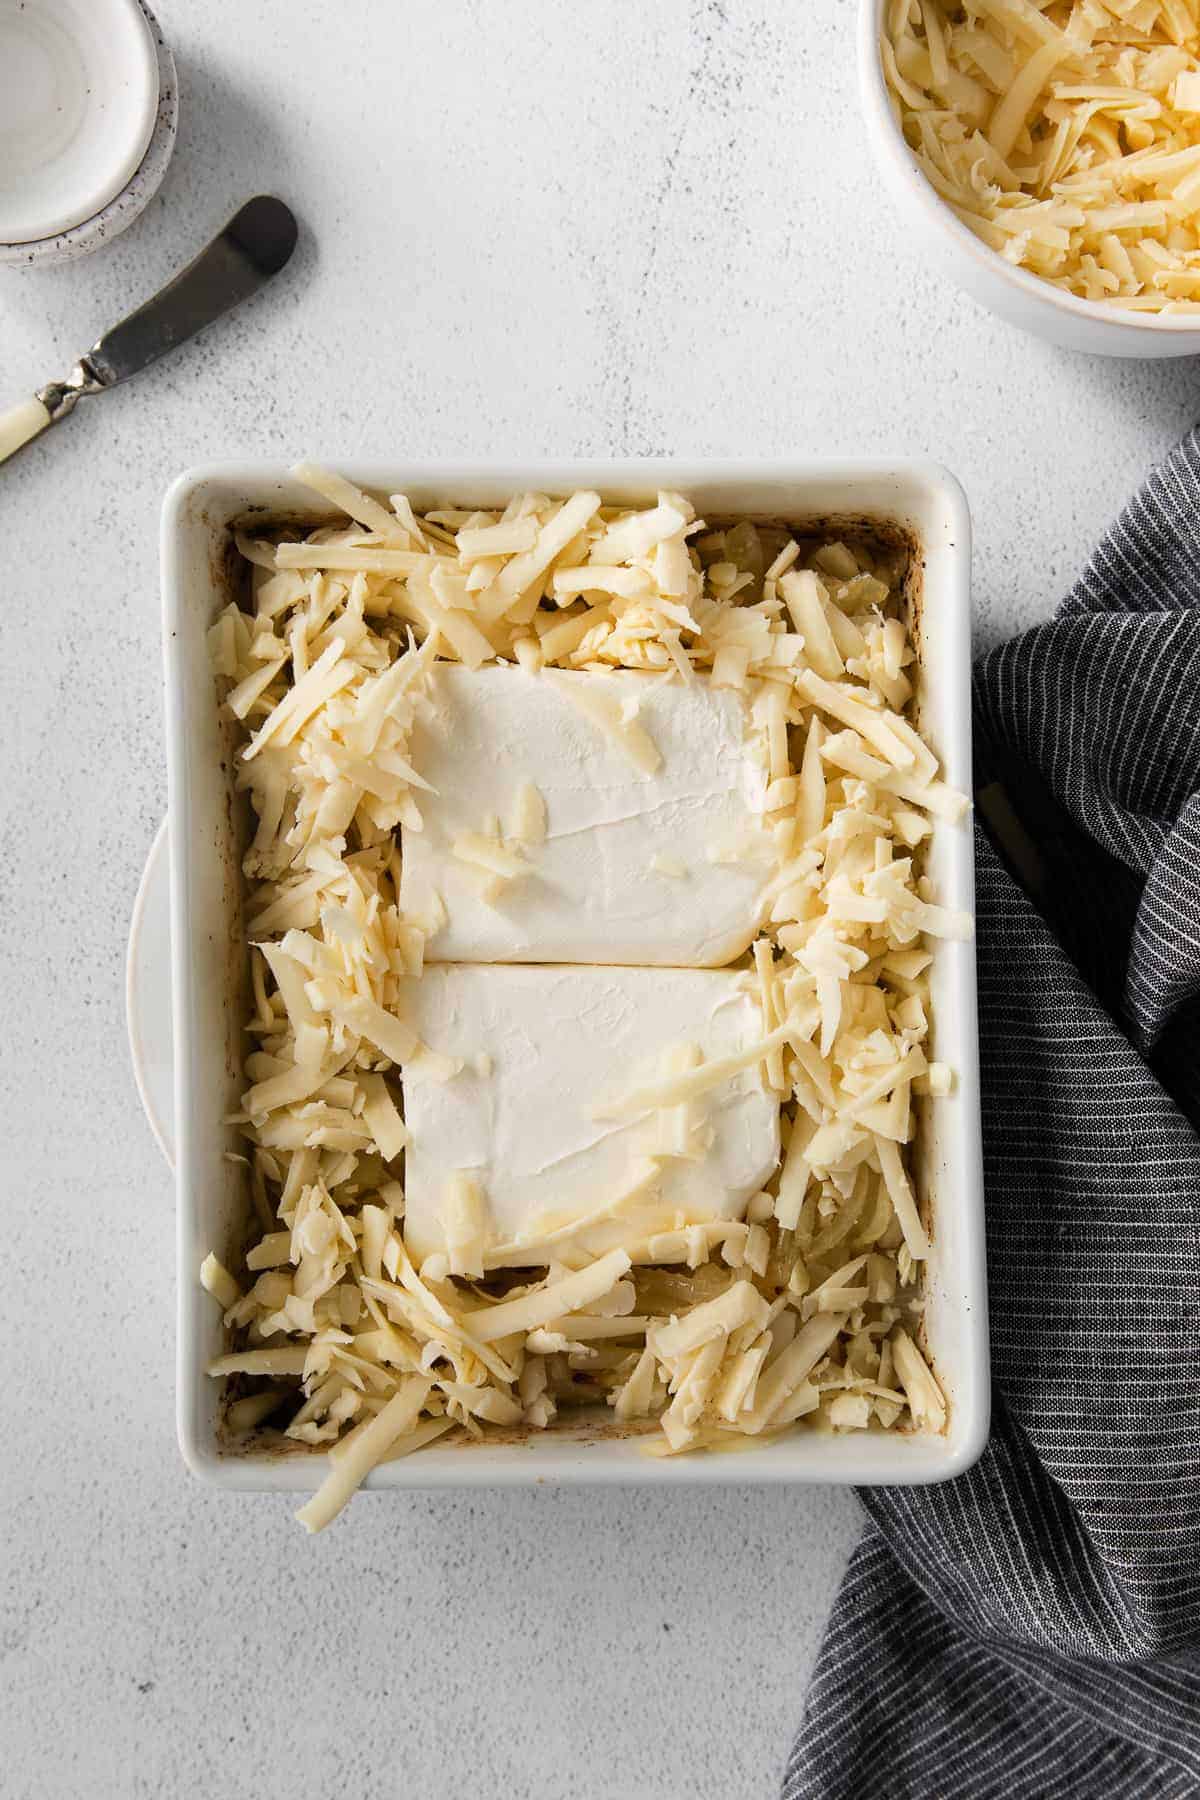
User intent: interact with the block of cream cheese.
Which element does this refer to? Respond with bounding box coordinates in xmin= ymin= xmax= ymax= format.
xmin=401 ymin=964 xmax=781 ymax=1267
xmin=400 ymin=665 xmax=770 ymax=965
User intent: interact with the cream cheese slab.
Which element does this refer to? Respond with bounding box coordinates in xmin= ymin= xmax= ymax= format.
xmin=400 ymin=665 xmax=770 ymax=965
xmin=400 ymin=965 xmax=782 ymax=1267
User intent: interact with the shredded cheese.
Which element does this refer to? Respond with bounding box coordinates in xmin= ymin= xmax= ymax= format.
xmin=549 ymin=674 xmax=663 ymax=774
xmin=510 ymin=781 xmax=547 ymax=845
xmin=890 ymin=1327 xmax=947 ymax=1432
xmin=451 ymin=833 xmax=532 ymax=881
xmin=291 ymin=463 xmax=410 ymax=543
xmin=442 ymin=1172 xmax=488 ymax=1279
xmin=884 ymin=0 xmax=1200 ymax=314
xmin=462 ymin=1250 xmax=633 ymax=1342
xmin=203 ymin=478 xmax=966 ymax=1530
xmin=199 ymin=1253 xmax=241 ymax=1310
xmin=296 ymin=1377 xmax=432 ymax=1533
xmin=592 ymin=1024 xmax=794 ymax=1121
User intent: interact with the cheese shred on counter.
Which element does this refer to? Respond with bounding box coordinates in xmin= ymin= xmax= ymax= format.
xmin=883 ymin=0 xmax=1200 ymax=312
xmin=203 ymin=464 xmax=967 ymax=1532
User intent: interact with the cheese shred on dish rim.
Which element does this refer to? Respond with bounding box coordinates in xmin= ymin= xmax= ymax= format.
xmin=202 ymin=465 xmax=970 ymax=1533
xmin=883 ymin=0 xmax=1200 ymax=312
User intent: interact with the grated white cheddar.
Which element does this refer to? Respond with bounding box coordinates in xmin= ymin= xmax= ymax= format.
xmin=200 ymin=1253 xmax=241 ymax=1310
xmin=510 ymin=781 xmax=547 ymax=846
xmin=202 ymin=477 xmax=968 ymax=1527
xmin=650 ymin=853 xmax=688 ymax=879
xmin=451 ymin=833 xmax=532 ymax=882
xmin=297 ymin=1377 xmax=432 ymax=1533
xmin=884 ymin=0 xmax=1200 ymax=314
xmin=591 ymin=1023 xmax=794 ymax=1122
xmin=461 ymin=1250 xmax=633 ymax=1342
xmin=553 ymin=677 xmax=662 ymax=774
xmin=291 ymin=462 xmax=412 ymax=544
xmin=890 ymin=1327 xmax=948 ymax=1432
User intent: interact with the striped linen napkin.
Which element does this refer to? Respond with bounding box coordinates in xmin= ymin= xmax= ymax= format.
xmin=784 ymin=430 xmax=1200 ymax=1800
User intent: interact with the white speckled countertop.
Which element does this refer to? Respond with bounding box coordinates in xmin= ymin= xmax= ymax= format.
xmin=2 ymin=2 xmax=1196 ymax=1795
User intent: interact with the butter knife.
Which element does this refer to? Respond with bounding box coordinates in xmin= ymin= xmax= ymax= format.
xmin=0 ymin=195 xmax=298 ymax=467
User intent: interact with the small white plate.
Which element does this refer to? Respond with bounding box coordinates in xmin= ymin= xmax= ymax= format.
xmin=0 ymin=0 xmax=177 ymax=270
xmin=0 ymin=0 xmax=157 ymax=242
xmin=126 ymin=817 xmax=174 ymax=1168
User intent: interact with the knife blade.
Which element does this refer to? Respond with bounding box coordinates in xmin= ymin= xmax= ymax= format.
xmin=0 ymin=196 xmax=298 ymax=467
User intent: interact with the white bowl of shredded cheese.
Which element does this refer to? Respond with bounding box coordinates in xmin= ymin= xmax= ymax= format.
xmin=862 ymin=0 xmax=1200 ymax=356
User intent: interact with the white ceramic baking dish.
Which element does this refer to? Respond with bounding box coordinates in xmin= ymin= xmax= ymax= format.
xmin=163 ymin=460 xmax=989 ymax=1493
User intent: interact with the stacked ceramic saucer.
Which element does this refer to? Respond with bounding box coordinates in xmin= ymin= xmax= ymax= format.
xmin=0 ymin=0 xmax=177 ymax=268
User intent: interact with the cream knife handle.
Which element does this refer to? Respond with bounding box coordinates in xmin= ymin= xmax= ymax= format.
xmin=0 ymin=360 xmax=108 ymax=467
xmin=0 ymin=396 xmax=51 ymax=466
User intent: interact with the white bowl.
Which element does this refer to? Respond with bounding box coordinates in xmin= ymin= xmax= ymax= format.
xmin=163 ymin=460 xmax=989 ymax=1495
xmin=0 ymin=0 xmax=177 ymax=270
xmin=859 ymin=0 xmax=1200 ymax=358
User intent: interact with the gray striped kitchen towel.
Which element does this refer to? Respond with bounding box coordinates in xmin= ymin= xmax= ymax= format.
xmin=784 ymin=430 xmax=1200 ymax=1800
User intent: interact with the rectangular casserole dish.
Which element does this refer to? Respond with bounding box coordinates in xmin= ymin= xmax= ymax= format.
xmin=164 ymin=459 xmax=989 ymax=1492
